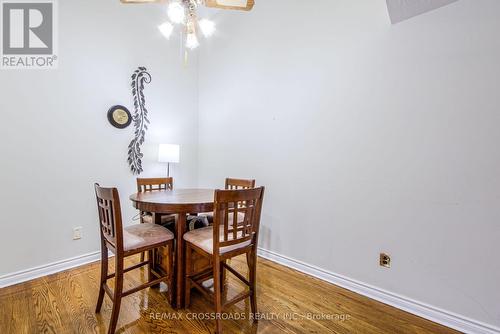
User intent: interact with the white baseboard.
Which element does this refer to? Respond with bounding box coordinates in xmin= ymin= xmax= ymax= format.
xmin=257 ymin=247 xmax=500 ymax=334
xmin=0 ymin=251 xmax=102 ymax=288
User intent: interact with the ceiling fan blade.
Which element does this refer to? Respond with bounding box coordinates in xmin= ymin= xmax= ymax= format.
xmin=120 ymin=0 xmax=167 ymax=3
xmin=204 ymin=0 xmax=254 ymax=11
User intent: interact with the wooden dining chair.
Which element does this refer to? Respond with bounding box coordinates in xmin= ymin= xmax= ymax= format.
xmin=137 ymin=177 xmax=176 ymax=224
xmin=94 ymin=184 xmax=174 ymax=334
xmin=184 ymin=187 xmax=265 ymax=333
xmin=202 ymin=178 xmax=257 ymax=282
xmin=225 ymin=178 xmax=255 ymax=224
xmin=137 ymin=177 xmax=176 ymax=261
xmin=225 ymin=177 xmax=255 ymax=190
xmin=203 ymin=178 xmax=256 ymax=225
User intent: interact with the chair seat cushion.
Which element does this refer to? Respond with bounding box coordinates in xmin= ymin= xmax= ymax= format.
xmin=183 ymin=226 xmax=252 ymax=255
xmin=123 ymin=223 xmax=174 ymax=253
xmin=141 ymin=213 xmax=175 ymax=224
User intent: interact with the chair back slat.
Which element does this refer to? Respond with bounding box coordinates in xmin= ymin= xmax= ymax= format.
xmin=225 ymin=178 xmax=255 ymax=190
xmin=137 ymin=177 xmax=173 ymax=193
xmin=232 ymin=205 xmax=238 ymax=240
xmin=213 ymin=187 xmax=264 ymax=252
xmin=223 ymin=206 xmax=229 ymax=242
xmin=94 ymin=184 xmax=123 ymax=250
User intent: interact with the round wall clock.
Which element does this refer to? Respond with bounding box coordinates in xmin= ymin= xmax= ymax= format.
xmin=107 ymin=105 xmax=132 ymax=129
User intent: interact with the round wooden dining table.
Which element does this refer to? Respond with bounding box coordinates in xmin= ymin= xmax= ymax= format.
xmin=129 ymin=188 xmax=215 ymax=309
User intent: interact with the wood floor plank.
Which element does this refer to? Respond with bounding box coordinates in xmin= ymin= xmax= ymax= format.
xmin=31 ymin=278 xmax=64 ymax=334
xmin=0 ymin=255 xmax=461 ymax=334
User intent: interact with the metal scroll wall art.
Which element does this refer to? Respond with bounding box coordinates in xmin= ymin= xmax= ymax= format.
xmin=127 ymin=67 xmax=152 ymax=175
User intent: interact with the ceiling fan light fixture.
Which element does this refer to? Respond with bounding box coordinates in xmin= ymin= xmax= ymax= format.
xmin=158 ymin=21 xmax=174 ymax=39
xmin=198 ymin=18 xmax=216 ymax=37
xmin=122 ymin=0 xmax=255 ymax=61
xmin=168 ymin=1 xmax=186 ymax=24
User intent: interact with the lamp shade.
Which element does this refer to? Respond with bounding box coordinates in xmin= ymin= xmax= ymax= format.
xmin=158 ymin=144 xmax=180 ymax=163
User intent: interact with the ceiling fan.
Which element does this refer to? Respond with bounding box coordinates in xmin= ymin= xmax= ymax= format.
xmin=121 ymin=0 xmax=254 ymax=11
xmin=121 ymin=0 xmax=255 ymax=49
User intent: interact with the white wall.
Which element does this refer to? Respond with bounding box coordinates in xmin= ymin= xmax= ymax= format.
xmin=0 ymin=0 xmax=199 ymax=275
xmin=1 ymin=0 xmax=499 ymax=331
xmin=198 ymin=0 xmax=500 ymax=329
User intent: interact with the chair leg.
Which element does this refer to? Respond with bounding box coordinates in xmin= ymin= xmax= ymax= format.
xmin=184 ymin=243 xmax=192 ymax=307
xmin=108 ymin=256 xmax=124 ymax=334
xmin=140 ymin=217 xmax=145 ymax=262
xmin=213 ymin=258 xmax=223 ymax=333
xmin=95 ymin=243 xmax=108 ymax=313
xmin=220 ymin=260 xmax=226 ymax=292
xmin=248 ymin=250 xmax=258 ymax=320
xmin=246 ymin=252 xmax=251 ymax=270
xmin=167 ymin=242 xmax=174 ymax=305
xmin=148 ymin=249 xmax=154 ymax=282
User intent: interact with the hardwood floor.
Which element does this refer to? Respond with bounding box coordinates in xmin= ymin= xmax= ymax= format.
xmin=0 ymin=255 xmax=460 ymax=334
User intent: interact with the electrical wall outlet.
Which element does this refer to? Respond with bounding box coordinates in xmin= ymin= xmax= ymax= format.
xmin=73 ymin=227 xmax=83 ymax=240
xmin=380 ymin=253 xmax=391 ymax=268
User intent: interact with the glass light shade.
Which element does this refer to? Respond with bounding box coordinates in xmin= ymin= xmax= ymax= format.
xmin=158 ymin=144 xmax=180 ymax=163
xmin=198 ymin=19 xmax=216 ymax=37
xmin=186 ymin=33 xmax=199 ymax=49
xmin=168 ymin=2 xmax=185 ymax=24
xmin=158 ymin=22 xmax=174 ymax=39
